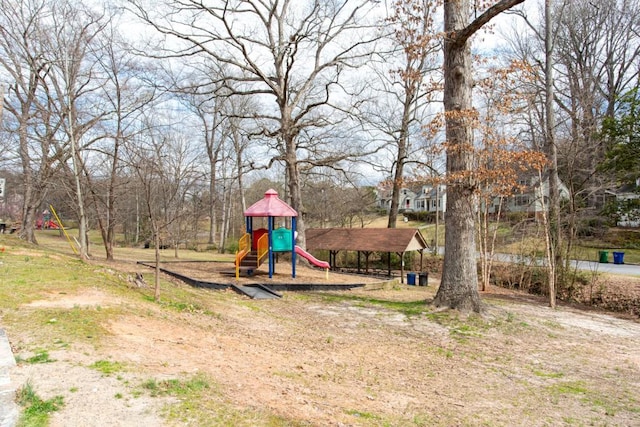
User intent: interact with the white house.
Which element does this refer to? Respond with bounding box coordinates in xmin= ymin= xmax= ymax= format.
xmin=377 ymin=175 xmax=569 ymax=218
xmin=492 ymin=175 xmax=571 ymax=217
xmin=605 ymin=178 xmax=640 ymax=227
xmin=377 ymin=184 xmax=447 ymax=214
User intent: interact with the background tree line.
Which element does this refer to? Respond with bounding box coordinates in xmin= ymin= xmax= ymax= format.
xmin=0 ymin=0 xmax=638 ymax=311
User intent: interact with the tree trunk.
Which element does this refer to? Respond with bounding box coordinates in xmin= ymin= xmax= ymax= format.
xmin=545 ymin=0 xmax=558 ymax=308
xmin=209 ymin=176 xmax=217 ymax=245
xmin=387 ymin=166 xmax=404 ymax=229
xmin=432 ymin=0 xmax=524 ymax=312
xmin=433 ymin=0 xmax=482 ymax=312
xmin=18 ymin=115 xmax=40 ymax=244
xmin=218 ymin=183 xmax=230 ymax=253
xmin=387 ymin=111 xmax=411 ymax=229
xmin=135 ymin=192 xmax=140 ymax=245
xmin=285 ymin=136 xmax=306 ymax=249
xmin=433 ymin=184 xmax=440 ymax=255
xmin=19 ymin=203 xmax=39 ymax=244
xmin=153 ymin=223 xmax=161 ymax=302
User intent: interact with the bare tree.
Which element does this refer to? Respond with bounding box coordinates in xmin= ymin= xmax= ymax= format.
xmin=432 ymin=0 xmax=524 ymax=313
xmin=376 ymin=0 xmax=441 ymax=229
xmin=126 ymin=126 xmax=164 ymax=300
xmin=174 ymin=74 xmax=258 ymax=250
xmin=544 ymin=0 xmax=558 ymax=307
xmin=553 ymin=0 xmax=640 ymax=249
xmin=0 ymin=0 xmax=64 ymax=244
xmin=166 ymin=73 xmax=227 ymax=247
xmin=126 ymin=0 xmax=385 ymax=249
xmin=303 ymin=177 xmax=377 ymax=228
xmin=40 ymin=1 xmax=110 ymax=259
xmin=473 ymin=61 xmax=547 ymax=292
xmin=126 ymin=113 xmax=201 ymax=298
xmin=507 ymin=0 xmax=640 ymax=303
xmin=85 ymin=22 xmax=158 ymax=260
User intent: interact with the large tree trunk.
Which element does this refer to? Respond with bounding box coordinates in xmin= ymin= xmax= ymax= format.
xmin=18 ymin=123 xmax=42 ymax=245
xmin=433 ymin=0 xmax=524 ymax=313
xmin=433 ymin=0 xmax=482 ymax=312
xmin=285 ymin=138 xmax=306 ymax=250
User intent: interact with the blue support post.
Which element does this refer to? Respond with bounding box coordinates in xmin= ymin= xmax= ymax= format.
xmin=246 ymin=217 xmax=252 ymax=247
xmin=268 ymin=216 xmax=274 ymax=278
xmin=291 ymin=217 xmax=297 ymax=278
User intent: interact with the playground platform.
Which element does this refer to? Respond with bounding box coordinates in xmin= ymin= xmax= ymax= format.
xmin=137 ymin=260 xmax=371 ymax=299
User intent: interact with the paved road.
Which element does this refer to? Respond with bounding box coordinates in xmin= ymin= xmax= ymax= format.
xmin=572 ymin=259 xmax=640 ymax=276
xmin=0 ymin=329 xmax=18 ymax=427
xmin=432 ymin=247 xmax=640 ymax=277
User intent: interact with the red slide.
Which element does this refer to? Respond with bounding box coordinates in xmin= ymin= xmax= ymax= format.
xmin=295 ymin=245 xmax=330 ymax=269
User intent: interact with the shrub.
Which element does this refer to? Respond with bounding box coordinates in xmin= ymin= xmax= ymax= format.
xmin=576 ymin=217 xmax=609 ymax=238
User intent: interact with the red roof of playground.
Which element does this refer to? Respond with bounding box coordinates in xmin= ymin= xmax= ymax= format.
xmin=244 ymin=189 xmax=298 ymax=217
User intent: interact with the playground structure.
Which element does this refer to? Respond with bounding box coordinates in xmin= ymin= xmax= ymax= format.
xmin=235 ymin=189 xmax=330 ymax=279
xmin=137 ymin=190 xmax=429 ymax=299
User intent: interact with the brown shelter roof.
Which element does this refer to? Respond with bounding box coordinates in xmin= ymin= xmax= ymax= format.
xmin=306 ymin=228 xmax=429 ymax=253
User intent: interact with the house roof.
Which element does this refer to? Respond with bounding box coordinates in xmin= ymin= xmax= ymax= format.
xmin=306 ymin=228 xmax=429 ymax=253
xmin=244 ymin=189 xmax=298 ymax=217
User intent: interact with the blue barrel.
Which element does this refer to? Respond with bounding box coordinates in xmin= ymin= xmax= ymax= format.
xmin=613 ymin=251 xmax=625 ymax=265
xmin=407 ymin=272 xmax=416 ymax=285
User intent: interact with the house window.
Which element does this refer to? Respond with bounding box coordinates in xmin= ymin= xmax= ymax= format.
xmin=515 ymin=195 xmax=530 ymax=206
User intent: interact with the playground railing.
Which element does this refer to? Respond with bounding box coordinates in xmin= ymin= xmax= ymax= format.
xmin=235 ymin=232 xmax=251 ymax=280
xmin=236 ymin=233 xmax=250 ymax=266
xmin=256 ymin=232 xmax=268 ymax=266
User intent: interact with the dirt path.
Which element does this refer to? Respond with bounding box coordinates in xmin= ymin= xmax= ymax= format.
xmin=8 ymin=266 xmax=640 ymax=426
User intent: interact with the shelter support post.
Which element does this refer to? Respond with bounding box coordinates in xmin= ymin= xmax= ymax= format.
xmin=363 ymin=251 xmax=371 ymax=274
xmin=330 ymin=250 xmax=338 ymax=270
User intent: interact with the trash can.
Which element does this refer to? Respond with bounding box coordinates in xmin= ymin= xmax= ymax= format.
xmin=418 ymin=272 xmax=428 ymax=286
xmin=598 ymin=251 xmax=609 ymax=263
xmin=613 ymin=251 xmax=625 ymax=265
xmin=407 ymin=272 xmax=416 ymax=286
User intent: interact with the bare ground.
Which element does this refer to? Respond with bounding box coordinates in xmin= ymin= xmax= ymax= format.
xmin=8 ymin=262 xmax=640 ymax=426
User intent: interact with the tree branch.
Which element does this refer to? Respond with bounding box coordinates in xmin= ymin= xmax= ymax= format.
xmin=452 ymin=0 xmax=526 ymax=47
